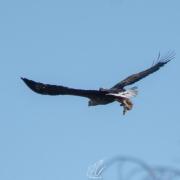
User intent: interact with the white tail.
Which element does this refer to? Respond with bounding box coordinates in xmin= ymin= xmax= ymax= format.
xmin=108 ymin=87 xmax=138 ymax=99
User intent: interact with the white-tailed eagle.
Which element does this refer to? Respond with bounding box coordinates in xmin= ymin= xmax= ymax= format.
xmin=21 ymin=52 xmax=174 ymax=115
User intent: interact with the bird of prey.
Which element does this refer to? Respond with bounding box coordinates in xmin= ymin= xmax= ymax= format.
xmin=21 ymin=52 xmax=174 ymax=115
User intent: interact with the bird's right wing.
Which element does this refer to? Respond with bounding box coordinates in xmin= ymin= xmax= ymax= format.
xmin=111 ymin=51 xmax=175 ymax=89
xmin=21 ymin=78 xmax=106 ymax=99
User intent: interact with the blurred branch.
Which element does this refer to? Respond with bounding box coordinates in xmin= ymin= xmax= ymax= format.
xmin=87 ymin=156 xmax=180 ymax=180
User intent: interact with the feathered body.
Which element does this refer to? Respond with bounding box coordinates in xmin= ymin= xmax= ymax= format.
xmin=21 ymin=52 xmax=174 ymax=115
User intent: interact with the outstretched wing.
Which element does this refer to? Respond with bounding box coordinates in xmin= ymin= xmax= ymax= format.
xmin=112 ymin=52 xmax=175 ymax=89
xmin=21 ymin=78 xmax=106 ymax=99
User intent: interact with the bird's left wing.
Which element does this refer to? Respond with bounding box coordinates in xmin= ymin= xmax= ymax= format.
xmin=21 ymin=78 xmax=106 ymax=99
xmin=111 ymin=52 xmax=175 ymax=89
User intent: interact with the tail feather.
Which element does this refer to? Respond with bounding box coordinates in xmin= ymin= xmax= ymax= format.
xmin=127 ymin=87 xmax=138 ymax=97
xmin=108 ymin=87 xmax=138 ymax=98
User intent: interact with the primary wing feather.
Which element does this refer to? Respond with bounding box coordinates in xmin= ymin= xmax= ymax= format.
xmin=112 ymin=52 xmax=175 ymax=89
xmin=21 ymin=78 xmax=106 ymax=99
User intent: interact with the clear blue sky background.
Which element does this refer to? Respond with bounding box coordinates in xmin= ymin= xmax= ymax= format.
xmin=0 ymin=0 xmax=180 ymax=179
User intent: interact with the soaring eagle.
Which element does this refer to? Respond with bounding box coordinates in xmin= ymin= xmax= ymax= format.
xmin=21 ymin=52 xmax=174 ymax=115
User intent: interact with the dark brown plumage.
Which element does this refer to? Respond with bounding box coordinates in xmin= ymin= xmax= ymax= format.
xmin=21 ymin=52 xmax=174 ymax=114
xmin=111 ymin=52 xmax=174 ymax=89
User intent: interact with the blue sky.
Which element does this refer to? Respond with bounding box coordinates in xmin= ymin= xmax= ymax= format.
xmin=0 ymin=0 xmax=180 ymax=179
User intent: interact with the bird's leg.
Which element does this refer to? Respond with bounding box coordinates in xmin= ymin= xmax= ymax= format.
xmin=120 ymin=100 xmax=127 ymax=115
xmin=121 ymin=99 xmax=133 ymax=115
xmin=123 ymin=105 xmax=128 ymax=115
